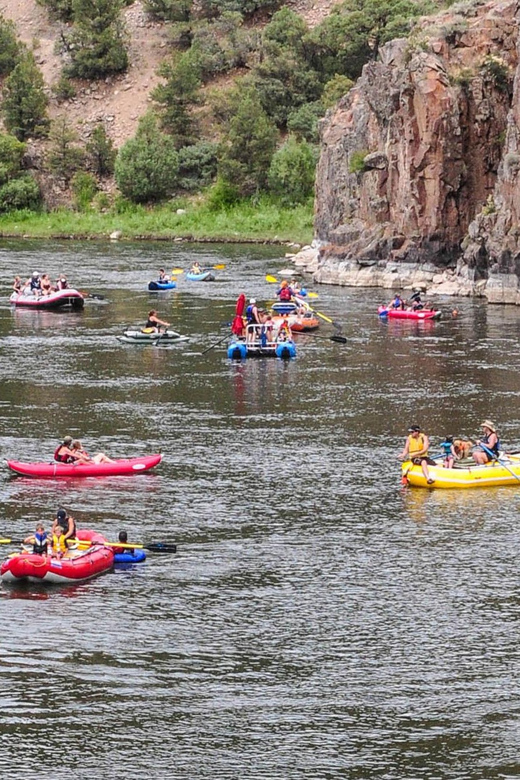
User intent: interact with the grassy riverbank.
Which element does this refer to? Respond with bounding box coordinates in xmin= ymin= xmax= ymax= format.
xmin=0 ymin=198 xmax=314 ymax=245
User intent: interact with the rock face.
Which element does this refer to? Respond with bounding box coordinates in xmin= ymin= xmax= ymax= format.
xmin=312 ymin=0 xmax=520 ymax=301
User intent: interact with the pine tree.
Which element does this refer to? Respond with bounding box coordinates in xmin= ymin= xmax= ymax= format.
xmin=2 ymin=52 xmax=49 ymax=141
xmin=0 ymin=13 xmax=21 ymax=75
xmin=65 ymin=0 xmax=128 ymax=79
xmin=47 ymin=117 xmax=85 ymax=182
xmin=86 ymin=124 xmax=116 ymax=177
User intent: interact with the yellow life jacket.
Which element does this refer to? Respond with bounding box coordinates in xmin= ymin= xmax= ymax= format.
xmin=52 ymin=533 xmax=67 ymax=554
xmin=409 ymin=434 xmax=427 ymax=456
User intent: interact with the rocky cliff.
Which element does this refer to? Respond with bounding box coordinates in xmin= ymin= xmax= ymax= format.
xmin=306 ymin=0 xmax=520 ymax=302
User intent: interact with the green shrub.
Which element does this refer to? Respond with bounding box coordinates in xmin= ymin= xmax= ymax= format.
xmin=52 ymin=74 xmax=77 ymax=102
xmin=153 ymin=52 xmax=201 ymax=145
xmin=114 ymin=113 xmax=180 ymax=203
xmin=71 ymin=171 xmax=98 ymax=210
xmin=177 ymin=142 xmax=218 ymax=191
xmin=0 ymin=14 xmax=21 ymax=75
xmin=206 ymin=176 xmax=240 ymax=210
xmin=64 ymin=0 xmax=128 ymax=79
xmin=2 ymin=52 xmax=49 ymax=140
xmin=36 ymin=0 xmax=74 ymax=20
xmin=197 ymin=0 xmax=281 ymax=19
xmin=86 ymin=124 xmax=116 ymax=177
xmin=349 ymin=149 xmax=369 ymax=174
xmin=287 ymin=102 xmax=324 ymax=143
xmin=268 ymin=136 xmax=316 ymax=205
xmin=0 ymin=133 xmax=27 ymax=185
xmin=0 ymin=174 xmax=41 ymax=211
xmin=481 ymin=55 xmax=511 ymax=94
xmin=143 ymin=0 xmax=192 ymax=21
xmin=47 ymin=117 xmax=85 ymax=181
xmin=322 ymin=74 xmax=354 ymax=108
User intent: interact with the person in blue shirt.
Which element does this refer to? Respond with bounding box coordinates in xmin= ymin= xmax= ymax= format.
xmin=440 ymin=436 xmax=457 ymax=468
xmin=388 ymin=292 xmax=404 ymax=309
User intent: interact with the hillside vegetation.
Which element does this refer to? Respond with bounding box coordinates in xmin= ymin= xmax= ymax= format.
xmin=0 ymin=0 xmax=442 ymax=240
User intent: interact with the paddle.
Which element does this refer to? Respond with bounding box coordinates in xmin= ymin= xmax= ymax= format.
xmin=300 ymin=300 xmax=341 ymax=330
xmin=479 ymin=443 xmax=520 ymax=483
xmin=0 ymin=538 xmax=177 ymax=553
xmin=171 ymin=268 xmax=184 ymax=275
xmin=303 ymin=332 xmax=347 ymax=344
xmin=265 ymin=275 xmax=319 ymax=298
xmin=201 ymin=333 xmax=230 ymax=354
xmin=153 ymin=328 xmax=171 ymax=347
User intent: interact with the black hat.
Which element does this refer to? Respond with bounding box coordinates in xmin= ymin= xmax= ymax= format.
xmin=408 ymin=425 xmax=421 ymax=433
xmin=56 ymin=509 xmax=67 ymax=521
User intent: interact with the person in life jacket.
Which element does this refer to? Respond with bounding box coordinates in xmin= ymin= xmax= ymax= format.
xmin=54 ymin=436 xmax=75 ymax=464
xmin=23 ymin=271 xmax=42 ymax=297
xmin=113 ymin=530 xmax=135 ymax=556
xmin=399 ymin=425 xmax=436 ymax=484
xmin=473 ymin=420 xmax=500 ymax=465
xmin=24 ymin=523 xmax=49 ymax=555
xmin=56 ymin=275 xmax=69 ymax=290
xmin=276 ymin=280 xmax=293 ymax=302
xmin=51 ymin=528 xmax=68 ymax=558
xmin=51 ymin=508 xmax=77 ymax=551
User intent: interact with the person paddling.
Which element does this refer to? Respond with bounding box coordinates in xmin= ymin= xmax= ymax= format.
xmin=473 ymin=420 xmax=499 ymax=464
xmin=144 ymin=310 xmax=170 ymax=333
xmin=54 ymin=435 xmax=76 ymax=464
xmin=399 ymin=425 xmax=436 ymax=484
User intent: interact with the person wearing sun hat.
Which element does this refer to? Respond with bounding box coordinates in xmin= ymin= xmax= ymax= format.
xmin=399 ymin=425 xmax=436 ymax=484
xmin=473 ymin=420 xmax=499 ymax=465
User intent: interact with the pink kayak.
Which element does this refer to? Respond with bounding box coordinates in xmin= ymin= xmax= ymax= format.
xmin=7 ymin=454 xmax=162 ymax=478
xmin=9 ymin=289 xmax=85 ymax=310
xmin=1 ymin=529 xmax=114 ymax=584
xmin=378 ymin=306 xmax=441 ymax=320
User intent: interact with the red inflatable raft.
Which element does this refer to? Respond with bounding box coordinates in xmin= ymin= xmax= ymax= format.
xmin=7 ymin=453 xmax=162 ymax=478
xmin=1 ymin=530 xmax=114 ymax=584
xmin=378 ymin=306 xmax=441 ymax=320
xmin=9 ymin=289 xmax=85 ymax=310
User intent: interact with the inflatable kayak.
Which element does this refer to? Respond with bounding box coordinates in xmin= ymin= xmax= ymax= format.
xmin=114 ymin=549 xmax=146 ymax=565
xmin=148 ymin=281 xmax=176 ymax=291
xmin=272 ymin=301 xmax=298 ymax=315
xmin=378 ymin=306 xmax=441 ymax=320
xmin=7 ymin=453 xmax=162 ymax=478
xmin=272 ymin=312 xmax=319 ymax=332
xmin=117 ymin=329 xmax=189 ymax=344
xmin=186 ymin=271 xmax=215 ymax=281
xmin=402 ymin=454 xmax=520 ymax=488
xmin=9 ymin=289 xmax=85 ymax=310
xmin=1 ymin=529 xmax=114 ymax=584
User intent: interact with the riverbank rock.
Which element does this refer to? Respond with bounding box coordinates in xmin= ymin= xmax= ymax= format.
xmin=313 ymin=0 xmax=520 ymax=303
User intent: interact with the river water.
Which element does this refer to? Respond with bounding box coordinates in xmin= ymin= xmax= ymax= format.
xmin=1 ymin=239 xmax=520 ymax=779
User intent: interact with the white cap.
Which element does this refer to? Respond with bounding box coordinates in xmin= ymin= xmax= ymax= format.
xmin=33 ymin=271 xmax=39 ymax=277
xmin=250 ymin=298 xmax=256 ymax=304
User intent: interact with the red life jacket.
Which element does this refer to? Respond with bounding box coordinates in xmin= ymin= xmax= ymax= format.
xmin=54 ymin=444 xmax=74 ymax=464
xmin=279 ymin=287 xmax=292 ymax=301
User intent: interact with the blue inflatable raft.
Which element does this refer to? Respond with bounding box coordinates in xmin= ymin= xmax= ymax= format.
xmin=186 ymin=271 xmax=215 ymax=282
xmin=148 ymin=281 xmax=177 ymax=291
xmin=114 ymin=549 xmax=147 ymax=564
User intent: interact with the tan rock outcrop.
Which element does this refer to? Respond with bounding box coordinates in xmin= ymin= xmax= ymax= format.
xmin=313 ymin=0 xmax=520 ymax=302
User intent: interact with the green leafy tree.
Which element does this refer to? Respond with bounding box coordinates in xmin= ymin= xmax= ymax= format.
xmin=114 ymin=113 xmax=180 ymax=203
xmin=177 ymin=142 xmax=218 ymax=191
xmin=0 ymin=175 xmax=41 ymax=211
xmin=308 ymin=0 xmax=432 ymax=81
xmin=0 ymin=133 xmax=27 ymax=185
xmin=86 ymin=124 xmax=116 ymax=177
xmin=268 ymin=136 xmax=316 ymax=205
xmin=0 ymin=14 xmax=21 ymax=75
xmin=218 ymin=88 xmax=278 ymax=196
xmin=47 ymin=117 xmax=85 ymax=182
xmin=322 ymin=74 xmax=354 ymax=108
xmin=287 ymin=102 xmax=324 ymax=143
xmin=2 ymin=52 xmax=49 ymax=140
xmin=65 ymin=0 xmax=128 ymax=79
xmin=152 ymin=51 xmax=201 ymax=146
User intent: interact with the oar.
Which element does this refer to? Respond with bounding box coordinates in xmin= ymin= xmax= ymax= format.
xmin=300 ymin=300 xmax=341 ymax=330
xmin=212 ymin=264 xmax=226 ymax=270
xmin=0 ymin=538 xmax=177 ymax=553
xmin=479 ymin=443 xmax=520 ymax=483
xmin=154 ymin=328 xmax=171 ymax=347
xmin=171 ymin=268 xmax=184 ymax=275
xmin=303 ymin=332 xmax=347 ymax=344
xmin=201 ymin=333 xmax=230 ymax=355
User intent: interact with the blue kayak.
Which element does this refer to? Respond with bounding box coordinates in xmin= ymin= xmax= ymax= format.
xmin=114 ymin=549 xmax=146 ymax=564
xmin=186 ymin=271 xmax=215 ymax=282
xmin=148 ymin=280 xmax=176 ymax=291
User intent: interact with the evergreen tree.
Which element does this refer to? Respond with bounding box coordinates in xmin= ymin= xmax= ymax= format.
xmin=65 ymin=0 xmax=128 ymax=79
xmin=47 ymin=117 xmax=85 ymax=182
xmin=36 ymin=0 xmax=75 ymax=21
xmin=86 ymin=124 xmax=116 ymax=177
xmin=152 ymin=51 xmax=201 ymax=147
xmin=218 ymin=88 xmax=278 ymax=197
xmin=114 ymin=113 xmax=180 ymax=203
xmin=0 ymin=14 xmax=21 ymax=75
xmin=2 ymin=52 xmax=49 ymax=141
xmin=0 ymin=133 xmax=27 ymax=185
xmin=268 ymin=136 xmax=316 ymax=205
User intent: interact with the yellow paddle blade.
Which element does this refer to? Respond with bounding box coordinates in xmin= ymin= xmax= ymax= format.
xmin=213 ymin=263 xmax=226 ymax=270
xmin=307 ymin=291 xmax=319 ymax=298
xmin=266 ymin=275 xmax=278 ymax=283
xmin=0 ymin=538 xmax=15 ymax=544
xmin=171 ymin=268 xmax=184 ymax=275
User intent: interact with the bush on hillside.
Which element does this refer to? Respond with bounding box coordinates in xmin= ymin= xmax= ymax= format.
xmin=47 ymin=117 xmax=85 ymax=182
xmin=86 ymin=124 xmax=116 ymax=177
xmin=64 ymin=0 xmax=128 ymax=79
xmin=2 ymin=52 xmax=49 ymax=141
xmin=218 ymin=88 xmax=278 ymax=196
xmin=0 ymin=133 xmax=27 ymax=185
xmin=177 ymin=142 xmax=218 ymax=191
xmin=144 ymin=0 xmax=193 ymax=21
xmin=197 ymin=0 xmax=281 ymax=19
xmin=251 ymin=48 xmax=321 ymax=127
xmin=52 ymin=74 xmax=77 ymax=103
xmin=0 ymin=175 xmax=41 ymax=212
xmin=71 ymin=171 xmax=98 ymax=210
xmin=114 ymin=113 xmax=180 ymax=203
xmin=287 ymin=102 xmax=324 ymax=143
xmin=321 ymin=74 xmax=354 ymax=108
xmin=268 ymin=136 xmax=316 ymax=205
xmin=36 ymin=0 xmax=74 ymax=21
xmin=0 ymin=14 xmax=21 ymax=75
xmin=153 ymin=52 xmax=201 ymax=146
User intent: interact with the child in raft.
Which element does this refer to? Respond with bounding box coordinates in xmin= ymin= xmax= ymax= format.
xmin=440 ymin=436 xmax=457 ymax=468
xmin=23 ymin=523 xmax=49 ymax=555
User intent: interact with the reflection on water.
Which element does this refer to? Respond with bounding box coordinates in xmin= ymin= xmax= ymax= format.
xmin=1 ymin=240 xmax=520 ymax=778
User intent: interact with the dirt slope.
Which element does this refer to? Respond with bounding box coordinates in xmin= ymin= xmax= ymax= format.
xmin=1 ymin=0 xmax=341 ymax=147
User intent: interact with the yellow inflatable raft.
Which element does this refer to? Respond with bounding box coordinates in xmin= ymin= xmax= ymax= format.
xmin=402 ymin=455 xmax=520 ymax=488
